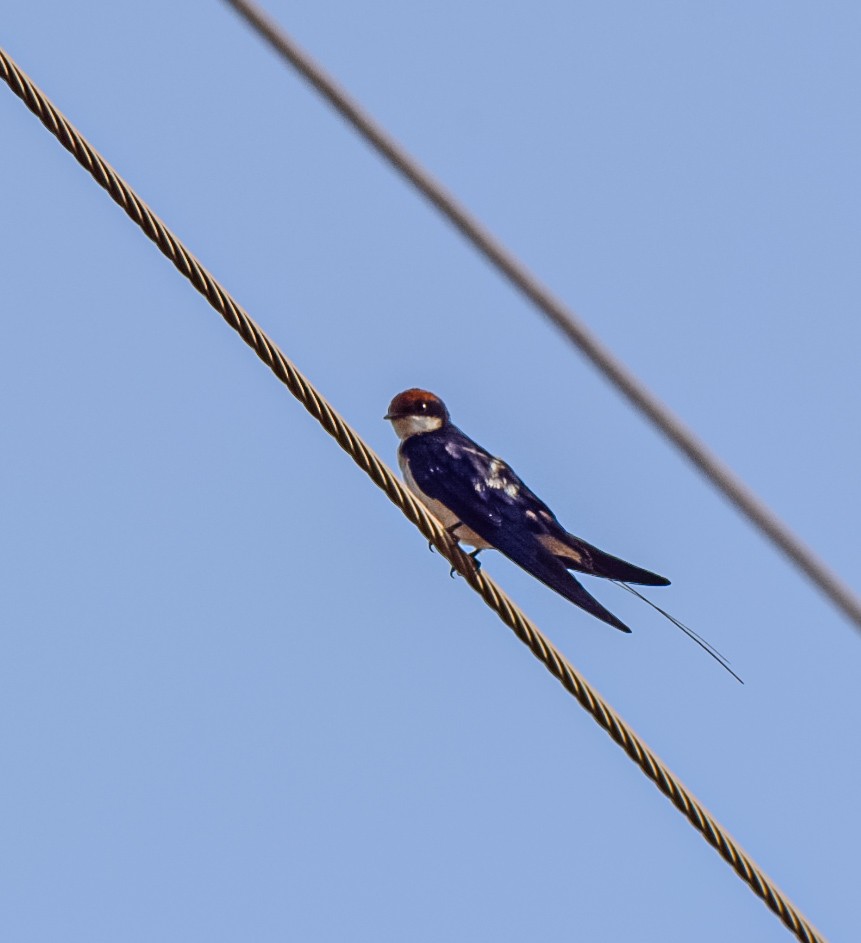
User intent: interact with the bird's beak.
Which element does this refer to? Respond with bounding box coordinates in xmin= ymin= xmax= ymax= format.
xmin=383 ymin=413 xmax=394 ymax=420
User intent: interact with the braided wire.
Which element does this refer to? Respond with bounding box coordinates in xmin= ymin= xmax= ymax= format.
xmin=0 ymin=46 xmax=825 ymax=943
xmin=222 ymin=0 xmax=861 ymax=635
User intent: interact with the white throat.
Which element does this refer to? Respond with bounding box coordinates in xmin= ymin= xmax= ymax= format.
xmin=390 ymin=414 xmax=444 ymax=440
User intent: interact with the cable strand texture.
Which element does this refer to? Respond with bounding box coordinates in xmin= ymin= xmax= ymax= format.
xmin=0 ymin=46 xmax=825 ymax=943
xmin=222 ymin=0 xmax=861 ymax=635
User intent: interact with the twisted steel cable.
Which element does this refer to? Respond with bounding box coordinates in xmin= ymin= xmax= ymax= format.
xmin=0 ymin=46 xmax=825 ymax=943
xmin=222 ymin=0 xmax=861 ymax=635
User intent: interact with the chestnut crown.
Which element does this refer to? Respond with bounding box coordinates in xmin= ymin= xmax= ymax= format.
xmin=385 ymin=389 xmax=450 ymax=423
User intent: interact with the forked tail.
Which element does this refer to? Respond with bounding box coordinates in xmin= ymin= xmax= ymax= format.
xmin=613 ymin=581 xmax=743 ymax=684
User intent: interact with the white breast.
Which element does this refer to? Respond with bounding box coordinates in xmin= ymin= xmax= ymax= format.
xmin=398 ymin=448 xmax=492 ymax=550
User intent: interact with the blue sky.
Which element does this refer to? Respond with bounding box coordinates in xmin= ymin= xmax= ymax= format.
xmin=2 ymin=3 xmax=859 ymax=940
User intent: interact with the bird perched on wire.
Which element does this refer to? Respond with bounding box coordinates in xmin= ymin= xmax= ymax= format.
xmin=385 ymin=388 xmax=741 ymax=681
xmin=385 ymin=387 xmax=670 ymax=633
xmin=384 ymin=389 xmax=744 ymax=683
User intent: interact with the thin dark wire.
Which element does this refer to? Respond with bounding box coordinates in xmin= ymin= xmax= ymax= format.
xmin=0 ymin=44 xmax=825 ymax=943
xmin=222 ymin=0 xmax=861 ymax=636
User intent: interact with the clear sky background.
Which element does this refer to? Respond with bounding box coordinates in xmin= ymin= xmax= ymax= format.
xmin=2 ymin=3 xmax=859 ymax=941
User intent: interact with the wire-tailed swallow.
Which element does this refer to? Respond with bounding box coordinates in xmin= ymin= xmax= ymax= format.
xmin=385 ymin=388 xmax=670 ymax=634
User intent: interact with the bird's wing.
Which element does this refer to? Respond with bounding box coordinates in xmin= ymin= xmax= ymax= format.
xmin=402 ymin=429 xmax=632 ymax=632
xmin=400 ymin=426 xmax=552 ymax=539
xmin=403 ymin=428 xmax=668 ymax=585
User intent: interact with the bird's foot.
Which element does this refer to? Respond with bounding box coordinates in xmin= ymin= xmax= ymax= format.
xmin=450 ymin=548 xmax=482 ymax=578
xmin=446 ymin=522 xmax=464 ymax=577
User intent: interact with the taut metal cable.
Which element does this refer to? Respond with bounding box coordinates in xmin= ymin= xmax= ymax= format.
xmin=0 ymin=46 xmax=825 ymax=943
xmin=222 ymin=0 xmax=861 ymax=635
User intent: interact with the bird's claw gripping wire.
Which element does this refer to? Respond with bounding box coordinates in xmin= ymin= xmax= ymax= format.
xmin=426 ymin=521 xmax=483 ymax=577
xmin=450 ymin=549 xmax=482 ymax=579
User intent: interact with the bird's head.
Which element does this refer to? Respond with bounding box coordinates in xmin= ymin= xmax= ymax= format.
xmin=385 ymin=388 xmax=450 ymax=440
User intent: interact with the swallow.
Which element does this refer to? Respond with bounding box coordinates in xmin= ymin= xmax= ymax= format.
xmin=385 ymin=388 xmax=669 ymax=634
